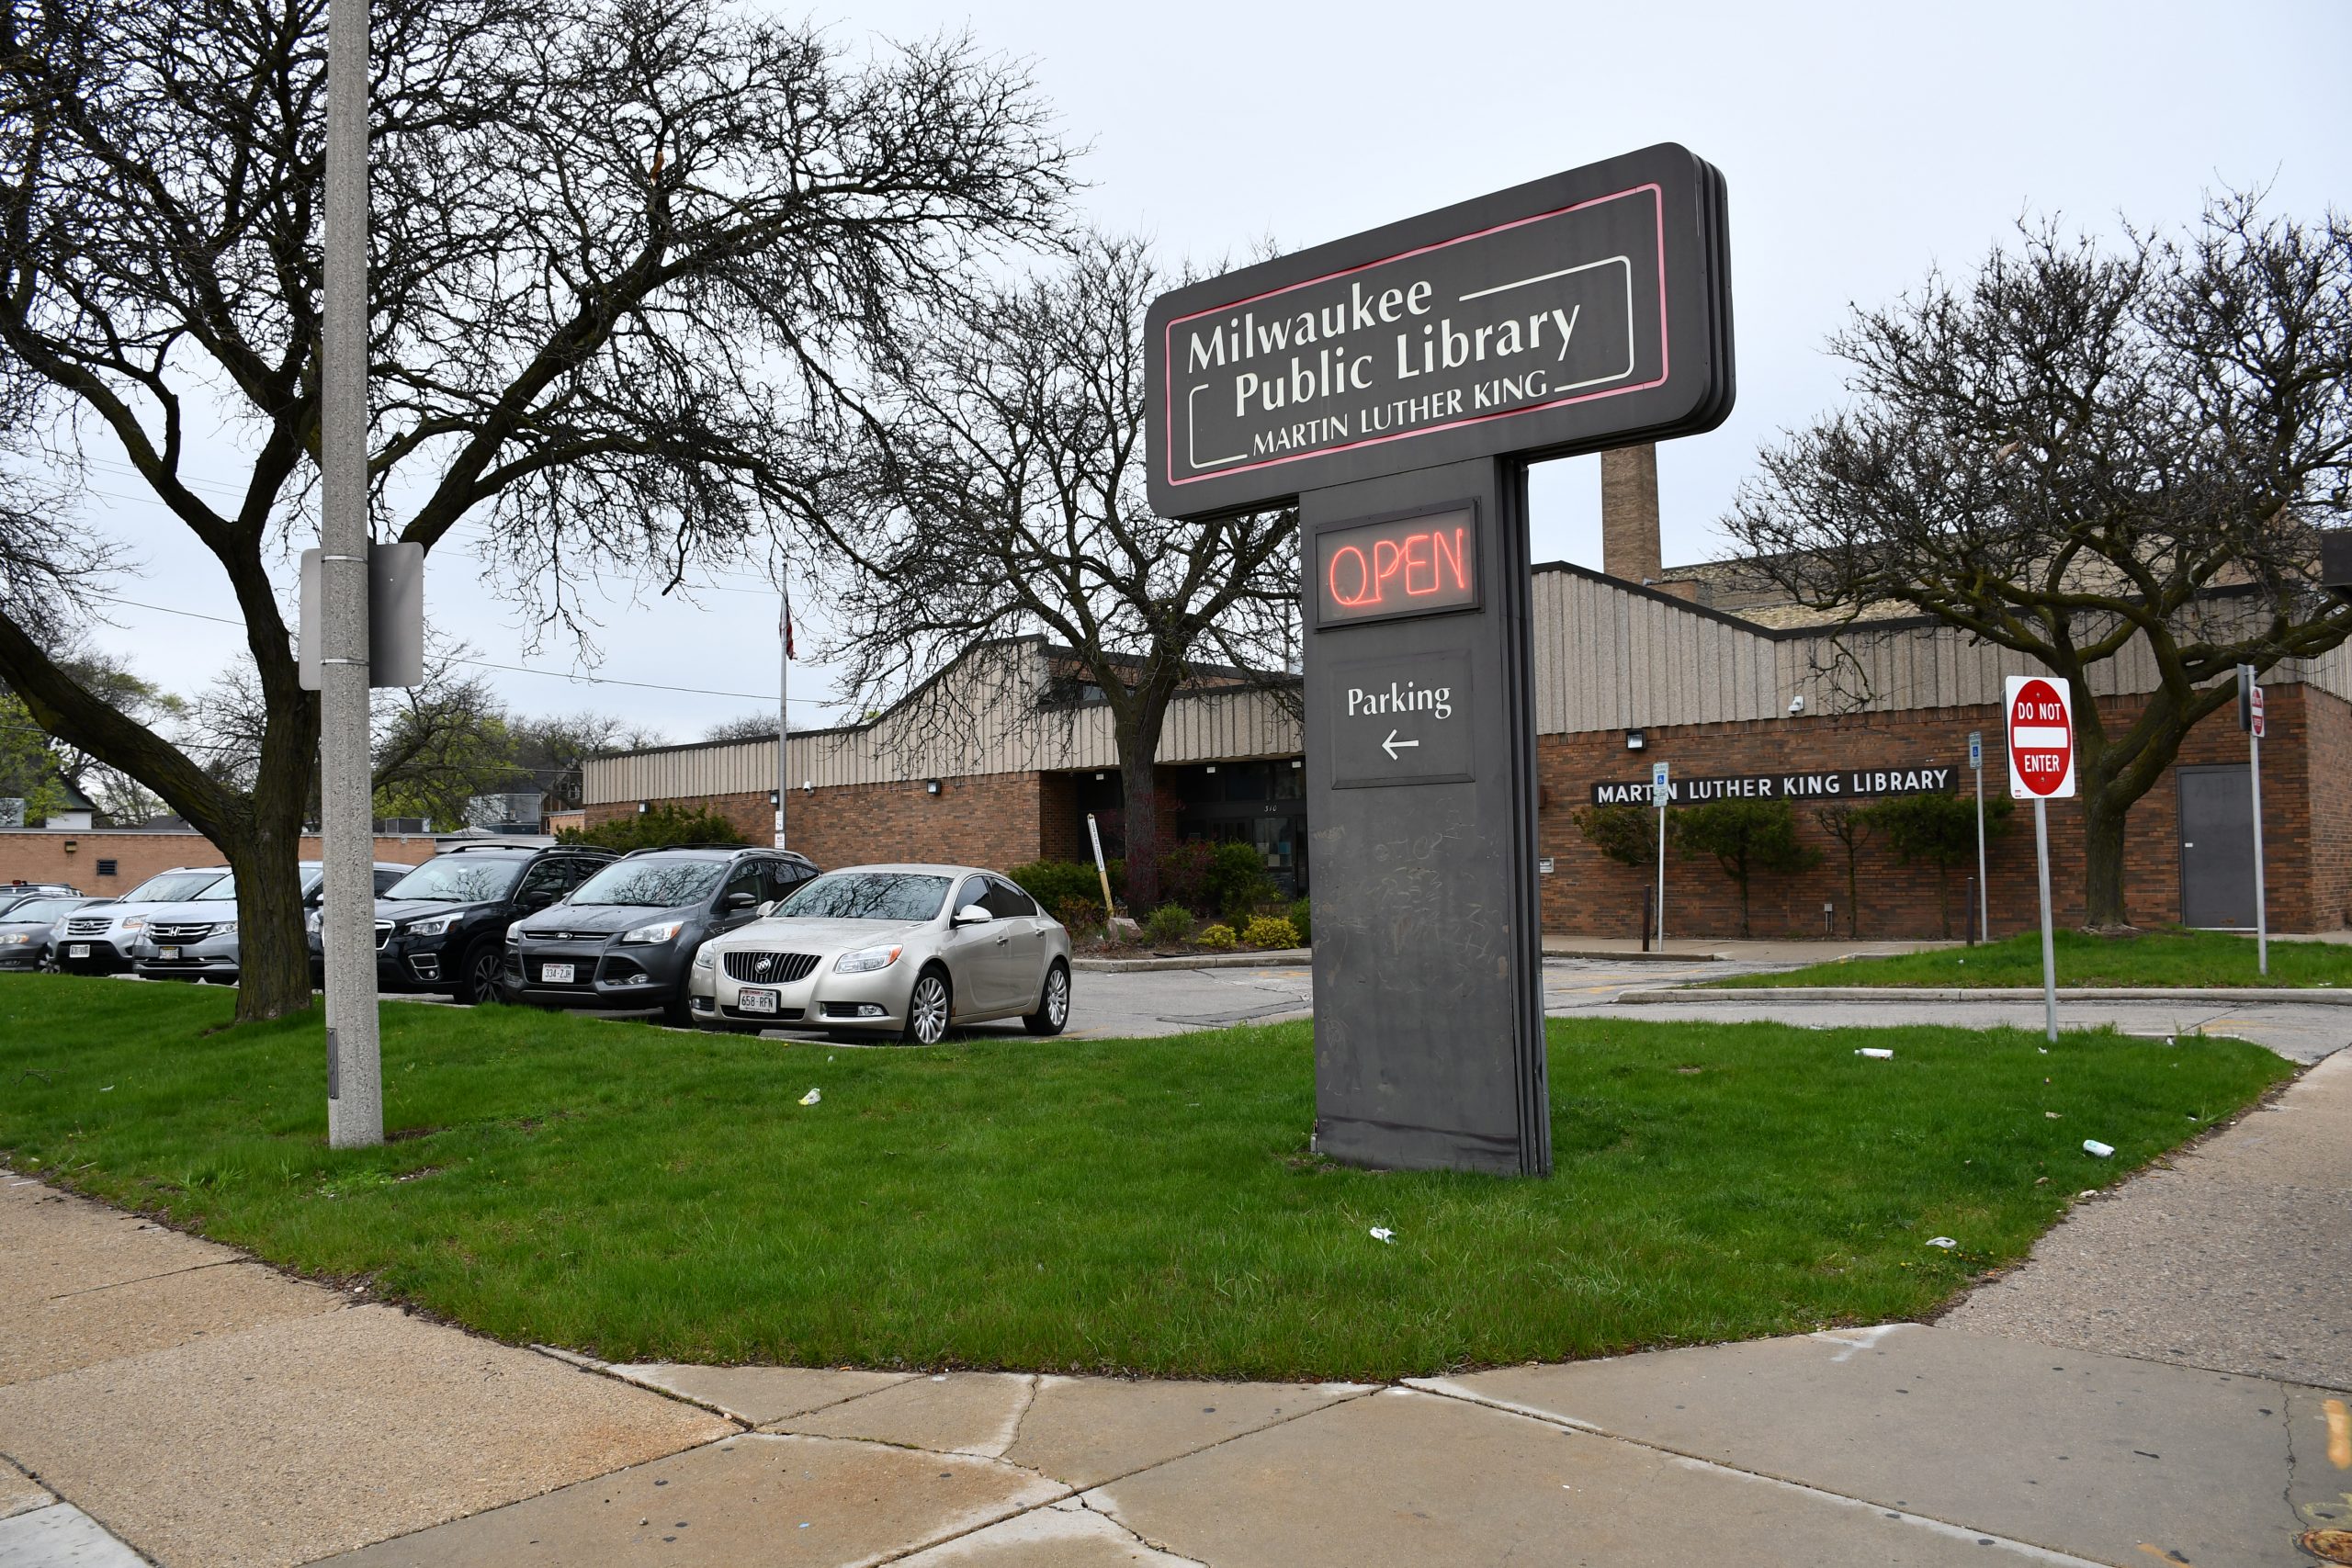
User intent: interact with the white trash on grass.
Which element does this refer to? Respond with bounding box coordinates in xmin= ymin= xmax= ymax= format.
xmin=1369 ymin=1226 xmax=1396 ymax=1245
xmin=799 ymin=1087 xmax=821 ymax=1107
xmin=1925 ymin=1236 xmax=1958 ymax=1249
xmin=2082 ymin=1139 xmax=2114 ymax=1158
xmin=1855 ymin=1048 xmax=1893 ymax=1059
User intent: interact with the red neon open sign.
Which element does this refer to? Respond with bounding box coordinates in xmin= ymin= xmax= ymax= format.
xmin=1315 ymin=507 xmax=1479 ymax=626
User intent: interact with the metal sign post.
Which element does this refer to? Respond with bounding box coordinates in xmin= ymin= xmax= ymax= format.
xmin=1148 ymin=146 xmax=1734 ymax=1175
xmin=2240 ymin=664 xmax=2267 ymax=976
xmin=319 ymin=0 xmax=380 ymax=1147
xmin=1652 ymin=760 xmax=1670 ymax=949
xmin=2006 ymin=676 xmax=2075 ymax=1043
xmin=1968 ymin=730 xmax=1987 ymax=944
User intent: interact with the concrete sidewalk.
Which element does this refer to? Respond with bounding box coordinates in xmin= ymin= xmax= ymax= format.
xmin=4 ymin=1064 xmax=2347 ymax=1566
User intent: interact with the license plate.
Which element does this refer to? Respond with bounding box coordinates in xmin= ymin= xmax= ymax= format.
xmin=68 ymin=944 xmax=88 ymax=958
xmin=736 ymin=987 xmax=778 ymax=1014
xmin=541 ymin=962 xmax=574 ymax=984
xmin=159 ymin=946 xmax=179 ymax=961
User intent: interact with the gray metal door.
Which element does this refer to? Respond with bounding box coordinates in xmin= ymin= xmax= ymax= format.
xmin=2177 ymin=765 xmax=2256 ymax=928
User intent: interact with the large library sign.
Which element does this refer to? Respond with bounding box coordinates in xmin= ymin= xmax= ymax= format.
xmin=1148 ymin=145 xmax=1734 ymax=1177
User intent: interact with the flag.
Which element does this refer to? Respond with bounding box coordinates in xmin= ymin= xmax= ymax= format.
xmin=780 ymin=584 xmax=796 ymax=660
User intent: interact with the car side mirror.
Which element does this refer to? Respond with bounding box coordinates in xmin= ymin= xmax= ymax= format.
xmin=723 ymin=890 xmax=758 ymax=911
xmin=754 ymin=899 xmax=776 ymax=918
xmin=953 ymin=904 xmax=993 ymax=926
xmin=518 ymin=887 xmax=556 ymax=909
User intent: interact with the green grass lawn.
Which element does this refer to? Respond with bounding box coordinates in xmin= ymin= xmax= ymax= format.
xmin=1712 ymin=927 xmax=2352 ymax=990
xmin=0 ymin=976 xmax=2290 ymax=1381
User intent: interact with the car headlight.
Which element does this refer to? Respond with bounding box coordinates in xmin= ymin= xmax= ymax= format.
xmin=119 ymin=916 xmax=145 ymax=934
xmin=404 ymin=916 xmax=455 ymax=938
xmin=214 ymin=921 xmax=237 ymax=937
xmin=620 ymin=919 xmax=685 ymax=946
xmin=692 ymin=944 xmax=716 ymax=969
xmin=0 ymin=932 xmax=30 ymax=946
xmin=305 ymin=908 xmax=322 ymax=932
xmin=835 ymin=943 xmax=903 ymax=975
xmin=504 ymin=922 xmax=523 ymax=946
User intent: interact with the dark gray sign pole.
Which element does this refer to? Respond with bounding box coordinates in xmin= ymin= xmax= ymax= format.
xmin=1148 ymin=144 xmax=1732 ymax=1176
xmin=1300 ymin=459 xmax=1548 ymax=1173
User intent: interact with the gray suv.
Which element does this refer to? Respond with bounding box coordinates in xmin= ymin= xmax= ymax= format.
xmin=133 ymin=861 xmax=412 ymax=984
xmin=56 ymin=866 xmax=227 ymax=975
xmin=503 ymin=845 xmax=817 ymax=1025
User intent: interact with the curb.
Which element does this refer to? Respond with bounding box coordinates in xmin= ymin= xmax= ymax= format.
xmin=1614 ymin=985 xmax=2352 ymax=1005
xmin=1074 ymin=948 xmax=1311 ymax=973
xmin=1543 ymin=949 xmax=1729 ymax=964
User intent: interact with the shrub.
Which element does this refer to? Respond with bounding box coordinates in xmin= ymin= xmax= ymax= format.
xmin=1572 ymin=802 xmax=1667 ymax=867
xmin=1286 ymin=897 xmax=1312 ymax=946
xmin=1011 ymin=859 xmax=1121 ymax=913
xmin=1196 ymin=922 xmax=1238 ymax=952
xmin=1155 ymin=840 xmax=1217 ymax=913
xmin=1242 ymin=914 xmax=1301 ymax=950
xmin=1204 ymin=840 xmax=1275 ymax=922
xmin=558 ymin=805 xmax=744 ymax=852
xmin=1675 ymin=799 xmax=1820 ymax=938
xmin=1143 ymin=904 xmax=1195 ymax=945
xmin=1054 ymin=896 xmax=1107 ymax=938
xmin=1864 ymin=792 xmax=2014 ymax=938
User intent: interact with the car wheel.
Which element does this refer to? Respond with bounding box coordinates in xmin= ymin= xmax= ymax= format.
xmin=37 ymin=949 xmax=59 ymax=975
xmin=901 ymin=966 xmax=952 ymax=1045
xmin=453 ymin=939 xmax=504 ymax=1005
xmin=1023 ymin=960 xmax=1070 ymax=1036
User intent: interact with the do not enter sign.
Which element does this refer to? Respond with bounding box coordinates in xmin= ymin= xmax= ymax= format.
xmin=2006 ymin=675 xmax=2075 ymax=798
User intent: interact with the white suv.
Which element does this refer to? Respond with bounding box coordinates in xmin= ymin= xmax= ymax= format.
xmin=55 ymin=866 xmax=228 ymax=975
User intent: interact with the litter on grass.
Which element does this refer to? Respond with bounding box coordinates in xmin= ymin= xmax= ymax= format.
xmin=2083 ymin=1140 xmax=2114 ymax=1158
xmin=2045 ymin=1111 xmax=2062 ymax=1119
xmin=798 ymin=1088 xmax=821 ymax=1106
xmin=1369 ymin=1226 xmax=1396 ymax=1244
xmin=1855 ymin=1048 xmax=1894 ymax=1059
xmin=1925 ymin=1236 xmax=1958 ymax=1249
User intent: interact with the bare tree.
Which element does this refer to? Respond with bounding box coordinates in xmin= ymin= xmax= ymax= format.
xmin=0 ymin=0 xmax=1072 ymax=1018
xmin=510 ymin=710 xmax=666 ymax=811
xmin=1724 ymin=195 xmax=2352 ymax=928
xmin=822 ymin=234 xmax=1298 ymax=908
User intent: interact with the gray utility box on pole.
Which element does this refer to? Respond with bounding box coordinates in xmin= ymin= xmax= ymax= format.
xmin=1148 ymin=145 xmax=1734 ymax=1176
xmin=299 ymin=541 xmax=424 ymax=691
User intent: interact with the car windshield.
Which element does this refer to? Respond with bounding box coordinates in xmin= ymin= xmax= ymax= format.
xmin=123 ymin=870 xmax=225 ymax=903
xmin=382 ymin=857 xmax=525 ymax=904
xmin=775 ymin=872 xmax=951 ymax=922
xmin=6 ymin=898 xmax=82 ymax=922
xmin=570 ymin=860 xmax=726 ymax=908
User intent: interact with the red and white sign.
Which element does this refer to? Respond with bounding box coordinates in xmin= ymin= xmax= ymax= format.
xmin=2249 ymin=685 xmax=2267 ymax=740
xmin=2006 ymin=675 xmax=2075 ymax=799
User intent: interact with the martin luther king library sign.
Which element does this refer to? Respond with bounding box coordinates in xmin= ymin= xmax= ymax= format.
xmin=1148 ymin=146 xmax=1734 ymax=1177
xmin=1590 ymin=766 xmax=1961 ymax=807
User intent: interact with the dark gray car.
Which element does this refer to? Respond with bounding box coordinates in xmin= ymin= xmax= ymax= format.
xmin=502 ymin=846 xmax=816 ymax=1025
xmin=0 ymin=897 xmax=103 ymax=972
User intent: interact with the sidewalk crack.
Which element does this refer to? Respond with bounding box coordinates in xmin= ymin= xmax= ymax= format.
xmin=1078 ymin=1490 xmax=1212 ymax=1565
xmin=41 ymin=1257 xmax=246 ymax=1303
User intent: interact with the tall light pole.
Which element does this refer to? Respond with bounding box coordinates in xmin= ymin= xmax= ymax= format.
xmin=322 ymin=0 xmax=381 ymax=1147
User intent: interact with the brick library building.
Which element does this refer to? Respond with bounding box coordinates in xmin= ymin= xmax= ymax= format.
xmin=582 ymin=464 xmax=2350 ymax=942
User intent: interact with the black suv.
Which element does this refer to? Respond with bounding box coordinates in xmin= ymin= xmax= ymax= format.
xmin=502 ymin=844 xmax=817 ymax=1025
xmin=373 ymin=843 xmax=617 ymax=1003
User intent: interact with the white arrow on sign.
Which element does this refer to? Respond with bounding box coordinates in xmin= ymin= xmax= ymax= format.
xmin=1381 ymin=729 xmax=1420 ymax=760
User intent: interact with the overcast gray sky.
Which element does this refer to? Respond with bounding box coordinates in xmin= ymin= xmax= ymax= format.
xmin=75 ymin=0 xmax=2352 ymax=745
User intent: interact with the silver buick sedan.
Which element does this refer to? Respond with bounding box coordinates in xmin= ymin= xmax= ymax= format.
xmin=685 ymin=863 xmax=1072 ymax=1043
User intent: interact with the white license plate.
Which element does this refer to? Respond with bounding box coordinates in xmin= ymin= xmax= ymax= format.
xmin=159 ymin=946 xmax=179 ymax=961
xmin=541 ymin=962 xmax=575 ymax=984
xmin=68 ymin=944 xmax=88 ymax=958
xmin=736 ymin=987 xmax=778 ymax=1014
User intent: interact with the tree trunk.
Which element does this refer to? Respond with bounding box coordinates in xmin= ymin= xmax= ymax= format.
xmin=2081 ymin=791 xmax=2133 ymax=931
xmin=1735 ymin=866 xmax=1752 ymax=938
xmin=1114 ymin=695 xmax=1171 ymax=915
xmin=1119 ymin=750 xmax=1159 ymax=913
xmin=221 ymin=816 xmax=315 ymax=1021
xmin=1844 ymin=848 xmax=1860 ymax=938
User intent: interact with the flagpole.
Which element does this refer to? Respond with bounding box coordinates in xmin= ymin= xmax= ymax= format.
xmin=790 ymin=587 xmax=799 ymax=851
xmin=776 ymin=586 xmax=789 ymax=851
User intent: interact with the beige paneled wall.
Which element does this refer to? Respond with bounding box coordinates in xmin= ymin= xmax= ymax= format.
xmin=586 ymin=640 xmax=1305 ymax=807
xmin=591 ymin=575 xmax=2328 ymax=807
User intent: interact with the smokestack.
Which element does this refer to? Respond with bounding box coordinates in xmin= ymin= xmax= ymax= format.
xmin=1600 ymin=444 xmax=1662 ymax=584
